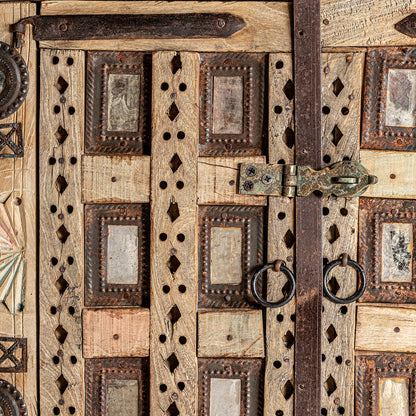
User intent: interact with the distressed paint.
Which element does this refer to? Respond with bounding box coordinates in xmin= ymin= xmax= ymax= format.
xmin=386 ymin=69 xmax=416 ymax=127
xmin=212 ymin=76 xmax=243 ymax=135
xmin=107 ymin=379 xmax=139 ymax=416
xmin=210 ymin=227 xmax=242 ymax=285
xmin=382 ymin=223 xmax=413 ymax=282
xmin=379 ymin=378 xmax=409 ymax=416
xmin=210 ymin=378 xmax=241 ymax=416
xmin=107 ymin=73 xmax=141 ymax=132
xmin=107 ymin=224 xmax=139 ymax=285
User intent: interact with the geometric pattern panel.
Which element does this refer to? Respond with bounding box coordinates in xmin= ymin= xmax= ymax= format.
xmin=359 ymin=198 xmax=416 ymax=303
xmin=0 ymin=337 xmax=27 ymax=373
xmin=198 ymin=205 xmax=265 ymax=308
xmin=0 ymin=123 xmax=23 ymax=158
xmin=85 ymin=51 xmax=151 ymax=155
xmin=85 ymin=204 xmax=150 ymax=307
xmin=199 ymin=53 xmax=266 ymax=156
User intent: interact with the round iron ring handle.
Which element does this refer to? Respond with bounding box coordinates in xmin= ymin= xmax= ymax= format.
xmin=323 ymin=257 xmax=367 ymax=304
xmin=250 ymin=262 xmax=296 ymax=308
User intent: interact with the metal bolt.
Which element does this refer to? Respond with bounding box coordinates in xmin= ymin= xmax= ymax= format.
xmin=217 ymin=18 xmax=226 ymax=28
xmin=60 ymin=96 xmax=66 ymax=103
xmin=394 ymin=327 xmax=400 ymax=333
xmin=245 ymin=166 xmax=257 ymax=177
xmin=58 ymin=158 xmax=64 ymax=164
xmin=287 ymin=256 xmax=293 ymax=262
xmin=57 ymin=349 xmax=63 ymax=357
xmin=111 ymin=176 xmax=117 ymax=182
xmin=334 ymin=398 xmax=340 ymax=405
xmin=171 ymin=248 xmax=177 ymax=255
xmin=224 ymin=295 xmax=231 ymax=301
xmin=59 ymin=23 xmax=68 ymax=32
xmin=59 ymin=266 xmax=66 ymax=273
xmin=58 ymin=213 xmax=64 ymax=220
xmin=390 ymin=173 xmax=396 ymax=179
xmin=283 ymin=357 xmax=290 ymax=362
xmin=170 ymin=93 xmax=177 ymax=100
xmin=324 ymin=66 xmax=330 ymax=74
xmin=58 ymin=399 xmax=65 ymax=405
xmin=345 ymin=360 xmax=352 ymax=366
xmin=229 ymin=180 xmax=235 ymax=186
xmin=243 ymin=181 xmax=254 ymax=191
xmin=227 ymin=335 xmax=233 ymax=341
xmin=323 ymin=18 xmax=329 ymax=25
xmin=262 ymin=173 xmax=273 ymax=185
xmin=348 ymin=94 xmax=355 ymax=100
xmin=171 ymin=393 xmax=178 ymax=400
xmin=13 ymin=197 xmax=22 ymax=206
xmin=346 ymin=55 xmax=353 ymax=63
xmin=298 ymin=384 xmax=305 ymax=391
xmin=113 ymin=334 xmax=119 ymax=340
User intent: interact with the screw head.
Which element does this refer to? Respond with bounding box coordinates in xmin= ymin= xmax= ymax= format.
xmin=243 ymin=181 xmax=254 ymax=191
xmin=217 ymin=18 xmax=226 ymax=28
xmin=245 ymin=166 xmax=257 ymax=177
xmin=171 ymin=393 xmax=178 ymax=400
xmin=262 ymin=173 xmax=273 ymax=185
xmin=227 ymin=334 xmax=233 ymax=341
xmin=111 ymin=176 xmax=117 ymax=182
xmin=113 ymin=334 xmax=119 ymax=340
xmin=59 ymin=23 xmax=68 ymax=32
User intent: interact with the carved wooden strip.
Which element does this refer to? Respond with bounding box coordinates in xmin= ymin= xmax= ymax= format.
xmin=321 ymin=52 xmax=363 ymax=416
xmin=198 ymin=310 xmax=264 ymax=358
xmin=40 ymin=1 xmax=291 ymax=52
xmin=264 ymin=53 xmax=296 ymax=416
xmin=356 ymin=306 xmax=416 ymax=353
xmin=361 ymin=150 xmax=416 ymax=199
xmin=83 ymin=308 xmax=149 ymax=358
xmin=82 ymin=155 xmax=150 ymax=203
xmin=39 ymin=49 xmax=84 ymax=416
xmin=0 ymin=3 xmax=37 ymax=410
xmin=150 ymin=52 xmax=199 ymax=416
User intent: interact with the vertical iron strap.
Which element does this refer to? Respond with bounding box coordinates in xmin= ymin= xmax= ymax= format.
xmin=293 ymin=0 xmax=322 ymax=415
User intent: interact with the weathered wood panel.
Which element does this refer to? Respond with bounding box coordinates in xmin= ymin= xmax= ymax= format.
xmin=107 ymin=379 xmax=140 ymax=416
xmin=83 ymin=308 xmax=149 ymax=358
xmin=82 ymin=155 xmax=150 ymax=203
xmin=356 ymin=306 xmax=416 ymax=352
xmin=39 ymin=49 xmax=84 ymax=416
xmin=380 ymin=378 xmax=409 ymax=416
xmin=210 ymin=378 xmax=241 ymax=416
xmin=198 ymin=310 xmax=264 ymax=358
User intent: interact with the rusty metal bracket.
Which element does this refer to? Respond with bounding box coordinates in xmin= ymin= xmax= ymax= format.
xmin=12 ymin=13 xmax=246 ymax=42
xmin=239 ymin=160 xmax=377 ymax=198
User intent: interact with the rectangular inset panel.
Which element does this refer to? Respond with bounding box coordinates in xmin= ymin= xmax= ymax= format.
xmin=211 ymin=227 xmax=242 ymax=284
xmin=85 ymin=358 xmax=148 ymax=416
xmin=86 ymin=51 xmax=151 ymax=155
xmin=198 ymin=358 xmax=262 ymax=416
xmin=85 ymin=204 xmax=150 ymax=306
xmin=382 ymin=223 xmax=412 ymax=282
xmin=198 ymin=205 xmax=265 ymax=308
xmin=359 ymin=198 xmax=416 ymax=302
xmin=210 ymin=378 xmax=241 ymax=416
xmin=107 ymin=379 xmax=139 ymax=416
xmin=0 ymin=337 xmax=27 ymax=372
xmin=199 ymin=53 xmax=266 ymax=156
xmin=379 ymin=378 xmax=409 ymax=416
xmin=212 ymin=76 xmax=243 ymax=135
xmin=362 ymin=48 xmax=416 ymax=151
xmin=356 ymin=355 xmax=416 ymax=416
xmin=83 ymin=308 xmax=149 ymax=358
xmin=107 ymin=225 xmax=139 ymax=284
xmin=107 ymin=74 xmax=141 ymax=132
xmin=198 ymin=310 xmax=264 ymax=358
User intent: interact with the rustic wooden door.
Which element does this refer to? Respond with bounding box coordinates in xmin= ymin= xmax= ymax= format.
xmin=2 ymin=1 xmax=416 ymax=416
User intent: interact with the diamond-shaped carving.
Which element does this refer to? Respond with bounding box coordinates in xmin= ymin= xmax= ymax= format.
xmin=283 ymin=330 xmax=295 ymax=349
xmin=167 ymin=201 xmax=180 ymax=222
xmin=324 ymin=374 xmax=337 ymax=396
xmin=168 ymin=305 xmax=181 ymax=325
xmin=168 ymin=255 xmax=181 ymax=274
xmin=284 ymin=229 xmax=295 ymax=249
xmin=171 ymin=54 xmax=182 ymax=74
xmin=328 ymin=276 xmax=340 ymax=295
xmin=167 ymin=402 xmax=180 ymax=416
xmin=325 ymin=324 xmax=337 ymax=343
xmin=56 ymin=224 xmax=70 ymax=244
xmin=55 ymin=325 xmax=68 ymax=344
xmin=282 ymin=280 xmax=292 ymax=297
xmin=56 ymin=76 xmax=69 ymax=94
xmin=56 ymin=374 xmax=68 ymax=394
xmin=55 ymin=175 xmax=68 ymax=194
xmin=326 ymin=224 xmax=340 ymax=244
xmin=332 ymin=77 xmax=344 ymax=96
xmin=283 ymin=79 xmax=294 ymax=100
xmin=169 ymin=153 xmax=182 ymax=173
xmin=55 ymin=275 xmax=69 ymax=295
xmin=166 ymin=353 xmax=179 ymax=373
xmin=331 ymin=125 xmax=343 ymax=146
xmin=282 ymin=380 xmax=294 ymax=400
xmin=168 ymin=102 xmax=180 ymax=121
xmin=283 ymin=127 xmax=295 ymax=149
xmin=55 ymin=125 xmax=68 ymax=144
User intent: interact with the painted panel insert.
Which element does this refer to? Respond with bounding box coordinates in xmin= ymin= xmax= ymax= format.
xmin=211 ymin=227 xmax=242 ymax=285
xmin=107 ymin=379 xmax=139 ymax=416
xmin=379 ymin=378 xmax=409 ymax=416
xmin=210 ymin=378 xmax=241 ymax=416
xmin=107 ymin=224 xmax=139 ymax=285
xmin=212 ymin=76 xmax=243 ymax=135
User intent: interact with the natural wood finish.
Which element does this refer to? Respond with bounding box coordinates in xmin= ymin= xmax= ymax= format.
xmin=321 ymin=52 xmax=364 ymax=416
xmin=264 ymin=53 xmax=296 ymax=416
xmin=83 ymin=308 xmax=149 ymax=358
xmin=39 ymin=49 xmax=84 ymax=416
xmin=150 ymin=52 xmax=199 ymax=416
xmin=197 ymin=157 xmax=267 ymax=206
xmin=198 ymin=310 xmax=264 ymax=358
xmin=39 ymin=1 xmax=291 ymax=51
xmin=361 ymin=150 xmax=416 ymax=199
xmin=356 ymin=305 xmax=416 ymax=353
xmin=82 ymin=155 xmax=150 ymax=203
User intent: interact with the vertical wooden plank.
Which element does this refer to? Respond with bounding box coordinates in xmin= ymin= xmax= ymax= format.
xmin=150 ymin=52 xmax=199 ymax=416
xmin=321 ymin=52 xmax=364 ymax=416
xmin=264 ymin=53 xmax=296 ymax=416
xmin=0 ymin=3 xmax=37 ymax=414
xmin=39 ymin=49 xmax=84 ymax=416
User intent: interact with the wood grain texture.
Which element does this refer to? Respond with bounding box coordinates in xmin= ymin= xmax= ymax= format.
xmin=356 ymin=305 xmax=416 ymax=353
xmin=0 ymin=3 xmax=37 ymax=414
xmin=197 ymin=157 xmax=267 ymax=206
xmin=361 ymin=150 xmax=416 ymax=199
xmin=39 ymin=1 xmax=291 ymax=52
xmin=198 ymin=310 xmax=264 ymax=358
xmin=321 ymin=52 xmax=364 ymax=416
xmin=83 ymin=308 xmax=149 ymax=358
xmin=39 ymin=49 xmax=84 ymax=416
xmin=263 ymin=53 xmax=296 ymax=416
xmin=82 ymin=155 xmax=150 ymax=203
xmin=149 ymin=52 xmax=199 ymax=416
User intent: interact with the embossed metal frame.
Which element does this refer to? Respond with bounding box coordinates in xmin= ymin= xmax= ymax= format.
xmin=85 ymin=204 xmax=150 ymax=306
xmin=199 ymin=53 xmax=266 ymax=156
xmin=85 ymin=357 xmax=149 ymax=416
xmin=198 ymin=205 xmax=265 ymax=308
xmin=85 ymin=51 xmax=151 ymax=155
xmin=359 ymin=198 xmax=416 ymax=303
xmin=0 ymin=337 xmax=27 ymax=373
xmin=0 ymin=379 xmax=27 ymax=416
xmin=362 ymin=47 xmax=416 ymax=151
xmin=0 ymin=123 xmax=23 ymax=158
xmin=198 ymin=358 xmax=263 ymax=416
xmin=356 ymin=354 xmax=416 ymax=416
